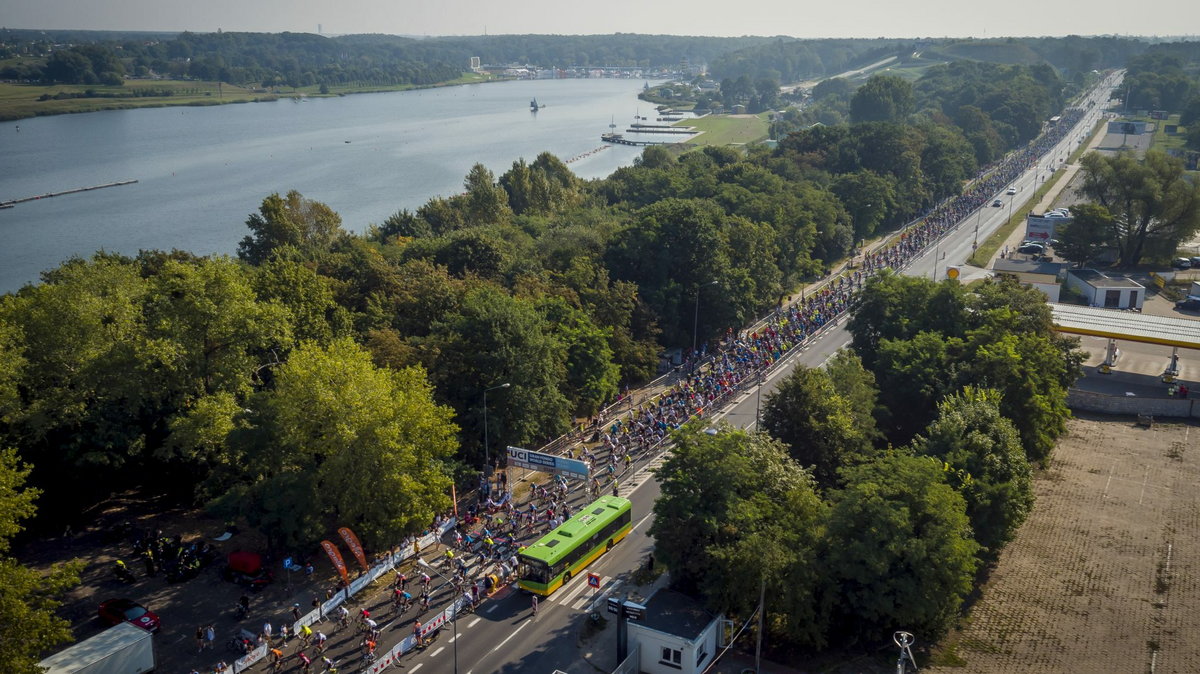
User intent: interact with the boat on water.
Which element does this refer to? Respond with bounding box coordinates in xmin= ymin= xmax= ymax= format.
xmin=530 ymin=98 xmax=542 ymax=112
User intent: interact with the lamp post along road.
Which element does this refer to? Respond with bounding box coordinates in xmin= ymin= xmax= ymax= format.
xmin=418 ymin=558 xmax=458 ymax=674
xmin=482 ymin=382 xmax=511 ymax=470
xmin=692 ymin=281 xmax=719 ymax=366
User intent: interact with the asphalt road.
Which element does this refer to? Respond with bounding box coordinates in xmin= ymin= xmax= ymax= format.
xmin=308 ymin=73 xmax=1123 ymax=674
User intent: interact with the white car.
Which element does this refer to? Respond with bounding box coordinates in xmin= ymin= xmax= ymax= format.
xmin=1006 ymin=187 xmax=1017 ymax=195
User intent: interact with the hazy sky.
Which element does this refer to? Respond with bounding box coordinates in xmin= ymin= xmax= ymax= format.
xmin=2 ymin=0 xmax=1197 ymax=38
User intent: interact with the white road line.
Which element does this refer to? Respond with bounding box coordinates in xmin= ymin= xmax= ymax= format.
xmin=491 ymin=620 xmax=530 ymax=652
xmin=632 ymin=511 xmax=654 ymax=533
xmin=556 ymin=576 xmax=592 ymax=606
xmin=484 ymin=604 xmax=497 ymax=614
xmin=411 ymin=664 xmax=424 ymax=673
xmin=448 ymin=632 xmax=461 ymax=643
xmin=431 ymin=646 xmax=445 ymax=657
xmin=468 ymin=617 xmax=481 ymax=628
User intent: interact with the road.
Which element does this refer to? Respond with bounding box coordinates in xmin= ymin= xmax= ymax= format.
xmin=320 ymin=72 xmax=1123 ymax=674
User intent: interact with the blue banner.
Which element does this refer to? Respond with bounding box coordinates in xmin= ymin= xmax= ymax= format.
xmin=507 ymin=446 xmax=590 ymax=480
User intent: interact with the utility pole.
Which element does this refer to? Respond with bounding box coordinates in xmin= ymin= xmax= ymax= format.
xmin=754 ymin=577 xmax=766 ymax=673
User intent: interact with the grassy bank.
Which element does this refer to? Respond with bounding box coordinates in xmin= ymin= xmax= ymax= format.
xmin=682 ymin=113 xmax=770 ymax=147
xmin=0 ymin=72 xmax=498 ymax=122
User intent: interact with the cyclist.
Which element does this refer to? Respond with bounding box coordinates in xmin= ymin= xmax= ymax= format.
xmin=298 ymin=623 xmax=312 ymax=647
xmin=420 ymin=592 xmax=431 ymax=612
xmin=313 ymin=631 xmax=327 ymax=653
xmin=394 ymin=570 xmax=407 ymax=590
xmin=334 ymin=605 xmax=349 ymax=630
xmin=269 ymin=647 xmax=284 ymax=673
xmin=297 ymin=650 xmax=312 ymax=674
xmin=420 ymin=572 xmax=431 ymax=589
xmin=319 ymin=656 xmax=338 ymax=674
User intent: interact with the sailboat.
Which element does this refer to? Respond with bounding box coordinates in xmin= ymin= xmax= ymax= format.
xmin=530 ymin=98 xmax=542 ymax=112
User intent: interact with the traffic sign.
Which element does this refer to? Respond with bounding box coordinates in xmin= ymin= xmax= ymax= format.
xmin=587 ymin=573 xmax=600 ymax=588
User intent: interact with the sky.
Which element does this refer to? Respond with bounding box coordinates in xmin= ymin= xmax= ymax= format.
xmin=1 ymin=0 xmax=1197 ymax=39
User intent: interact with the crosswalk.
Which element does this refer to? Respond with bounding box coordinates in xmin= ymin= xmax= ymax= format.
xmin=545 ymin=573 xmax=621 ymax=611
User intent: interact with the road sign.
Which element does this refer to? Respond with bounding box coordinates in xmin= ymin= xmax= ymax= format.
xmin=507 ymin=446 xmax=590 ymax=480
xmin=622 ymin=601 xmax=646 ymax=621
xmin=587 ymin=573 xmax=600 ymax=588
xmin=607 ymin=597 xmax=620 ymax=615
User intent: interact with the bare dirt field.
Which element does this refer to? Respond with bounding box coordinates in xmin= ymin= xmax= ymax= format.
xmin=930 ymin=414 xmax=1200 ymax=673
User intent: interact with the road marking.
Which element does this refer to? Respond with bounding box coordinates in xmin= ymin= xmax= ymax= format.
xmin=431 ymin=646 xmax=444 ymax=657
xmin=411 ymin=664 xmax=423 ymax=673
xmin=632 ymin=511 xmax=654 ymax=533
xmin=485 ymin=604 xmax=497 ymax=614
xmin=491 ymin=620 xmax=530 ymax=652
xmin=449 ymin=632 xmax=461 ymax=643
xmin=468 ymin=617 xmax=481 ymax=628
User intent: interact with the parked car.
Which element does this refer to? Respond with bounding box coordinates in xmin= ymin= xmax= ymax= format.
xmin=98 ymin=598 xmax=161 ymax=633
xmin=1018 ymin=243 xmax=1046 ymax=255
xmin=1006 ymin=186 xmax=1017 ymax=195
xmin=1173 ymin=258 xmax=1193 ymax=269
xmin=1176 ymin=297 xmax=1200 ymax=312
xmin=992 ymin=199 xmax=1003 ymax=207
xmin=1191 ymin=256 xmax=1200 ymax=267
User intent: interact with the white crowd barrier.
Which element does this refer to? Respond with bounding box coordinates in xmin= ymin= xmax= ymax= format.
xmin=229 ymin=518 xmax=458 ymax=673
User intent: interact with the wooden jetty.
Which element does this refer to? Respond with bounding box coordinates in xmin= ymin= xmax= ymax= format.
xmin=626 ymin=124 xmax=695 ymax=134
xmin=601 ymin=133 xmax=680 ymax=146
xmin=1 ymin=179 xmax=138 ymax=209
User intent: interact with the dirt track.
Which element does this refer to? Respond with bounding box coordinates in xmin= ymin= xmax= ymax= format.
xmin=931 ymin=415 xmax=1200 ymax=673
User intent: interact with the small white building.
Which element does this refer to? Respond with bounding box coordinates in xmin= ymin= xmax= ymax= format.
xmin=1065 ymin=269 xmax=1145 ymax=310
xmin=628 ymin=589 xmax=722 ymax=674
xmin=993 ymin=259 xmax=1066 ymax=302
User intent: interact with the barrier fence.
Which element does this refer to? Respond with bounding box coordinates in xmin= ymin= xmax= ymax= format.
xmin=231 ymin=519 xmax=458 ymax=673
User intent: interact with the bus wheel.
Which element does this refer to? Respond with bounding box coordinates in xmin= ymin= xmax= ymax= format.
xmin=564 ymin=571 xmax=572 ymax=582
xmin=606 ymin=539 xmax=613 ymax=551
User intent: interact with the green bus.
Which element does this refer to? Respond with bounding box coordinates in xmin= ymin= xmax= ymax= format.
xmin=518 ymin=495 xmax=633 ymax=596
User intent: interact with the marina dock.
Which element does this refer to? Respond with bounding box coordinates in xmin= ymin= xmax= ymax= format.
xmin=601 ymin=133 xmax=687 ymax=146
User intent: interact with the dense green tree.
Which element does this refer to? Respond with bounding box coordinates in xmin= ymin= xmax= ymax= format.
xmin=831 ymin=170 xmax=897 ymax=240
xmin=424 ymin=286 xmax=569 ymax=461
xmin=825 ymin=453 xmax=979 ymax=641
xmin=535 ymin=297 xmax=620 ymax=416
xmin=1079 ymin=150 xmax=1200 ymax=266
xmin=912 ymin=388 xmax=1033 ymax=559
xmin=463 ymin=163 xmax=513 ymax=226
xmin=824 ymin=349 xmax=883 ymax=444
xmin=761 ymin=366 xmax=877 ymax=488
xmin=238 ymin=190 xmax=347 ymax=265
xmin=0 ymin=447 xmax=82 ymax=674
xmin=850 ymin=75 xmax=914 ymax=124
xmin=1053 ymin=203 xmax=1112 ymax=267
xmin=225 ymin=339 xmax=457 ymax=548
xmin=253 ymin=253 xmax=352 ymax=344
xmin=650 ymin=425 xmax=830 ymax=647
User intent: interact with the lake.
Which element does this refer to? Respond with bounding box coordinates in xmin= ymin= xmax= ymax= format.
xmin=0 ymin=78 xmax=674 ymax=292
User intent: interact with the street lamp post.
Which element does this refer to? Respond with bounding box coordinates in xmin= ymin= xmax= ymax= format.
xmin=482 ymin=382 xmax=511 ymax=470
xmin=418 ymin=558 xmax=458 ymax=674
xmin=692 ymin=281 xmax=719 ymax=366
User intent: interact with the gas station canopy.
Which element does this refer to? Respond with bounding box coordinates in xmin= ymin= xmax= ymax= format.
xmin=1049 ymin=303 xmax=1200 ymax=350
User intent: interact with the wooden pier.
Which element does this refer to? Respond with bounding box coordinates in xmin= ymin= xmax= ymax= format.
xmin=1 ymin=179 xmax=138 ymax=209
xmin=601 ymin=133 xmax=682 ymax=146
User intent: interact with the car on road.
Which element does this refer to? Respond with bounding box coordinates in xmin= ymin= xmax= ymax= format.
xmin=1006 ymin=186 xmax=1017 ymax=195
xmin=992 ymin=199 xmax=1003 ymax=207
xmin=1173 ymin=258 xmax=1193 ymax=269
xmin=98 ymin=598 xmax=161 ymax=633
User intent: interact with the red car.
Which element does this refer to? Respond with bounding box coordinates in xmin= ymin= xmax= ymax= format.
xmin=98 ymin=598 xmax=161 ymax=633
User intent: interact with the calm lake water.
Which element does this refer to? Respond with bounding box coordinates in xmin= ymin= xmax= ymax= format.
xmin=0 ymin=78 xmax=673 ymax=292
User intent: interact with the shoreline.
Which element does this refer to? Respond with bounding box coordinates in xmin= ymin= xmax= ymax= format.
xmin=0 ymin=74 xmax=513 ymax=124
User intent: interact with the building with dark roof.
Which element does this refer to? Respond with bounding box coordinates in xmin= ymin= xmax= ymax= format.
xmin=627 ymin=589 xmax=723 ymax=674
